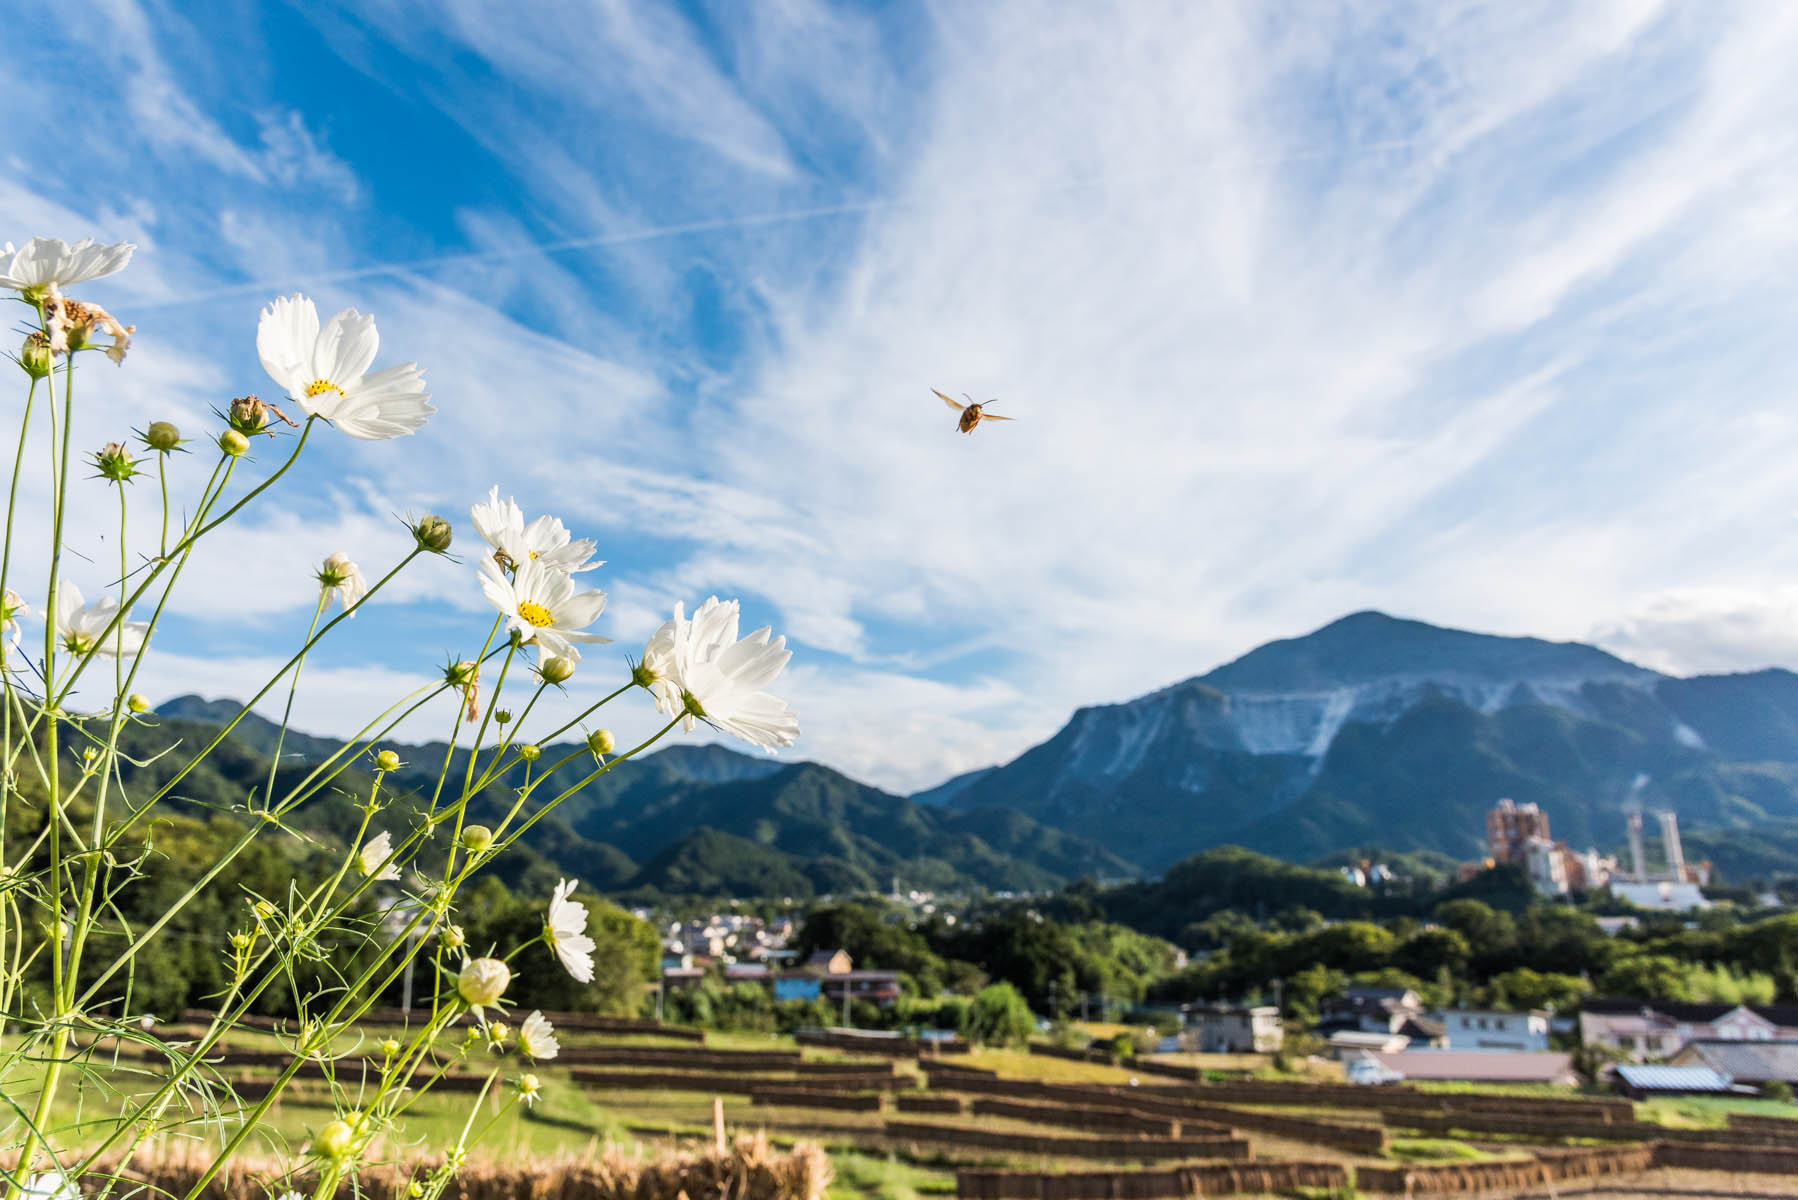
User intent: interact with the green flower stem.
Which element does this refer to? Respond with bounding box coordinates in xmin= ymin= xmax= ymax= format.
xmin=455 ymin=716 xmax=683 ymax=890
xmin=242 ymin=678 xmax=453 ymax=826
xmin=19 ymin=346 xmax=76 ymax=1183
xmin=178 ymin=901 xmax=443 ymax=1200
xmin=466 ymin=675 xmax=637 ymax=798
xmin=262 ymin=592 xmax=330 ymax=806
xmin=32 ymin=419 xmax=316 ymax=720
xmin=471 ymin=679 xmax=548 ymax=792
xmin=156 ymin=451 xmax=169 ymax=558
xmin=502 ymin=678 xmax=635 ymax=756
xmin=56 ymin=478 xmax=133 ymax=1030
xmin=426 ymin=616 xmax=505 ymax=819
xmin=136 ymin=547 xmax=423 ymax=812
xmin=441 ymin=643 xmax=516 ymax=869
xmin=0 ymin=379 xmax=32 ymax=1021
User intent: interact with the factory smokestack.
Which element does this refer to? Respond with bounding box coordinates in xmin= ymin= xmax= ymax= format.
xmin=1658 ymin=810 xmax=1687 ymax=882
xmin=1627 ymin=810 xmax=1648 ymax=883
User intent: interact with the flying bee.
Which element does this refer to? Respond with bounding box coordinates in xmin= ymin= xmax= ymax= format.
xmin=933 ymin=388 xmax=1016 ymax=434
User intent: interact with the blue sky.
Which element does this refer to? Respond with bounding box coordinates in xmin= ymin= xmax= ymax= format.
xmin=7 ymin=1 xmax=1798 ymax=792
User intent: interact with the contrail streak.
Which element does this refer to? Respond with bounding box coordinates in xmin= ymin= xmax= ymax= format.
xmin=129 ymin=198 xmax=896 ymax=311
xmin=127 ymin=136 xmax=1422 ymax=312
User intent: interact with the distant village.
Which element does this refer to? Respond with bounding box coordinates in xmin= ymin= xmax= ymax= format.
xmin=642 ymin=795 xmax=1797 ymax=1101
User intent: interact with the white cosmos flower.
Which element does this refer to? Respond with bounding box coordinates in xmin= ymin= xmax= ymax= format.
xmin=469 ymin=486 xmax=601 ymax=574
xmin=642 ymin=597 xmax=799 ymax=750
xmin=520 ymin=1010 xmax=559 ymax=1060
xmin=256 ymin=294 xmax=433 ymax=440
xmin=544 ymin=878 xmax=595 ymax=983
xmin=316 ymin=552 xmax=367 ymax=615
xmin=55 ymin=583 xmax=148 ymax=658
xmin=16 ymin=1171 xmax=78 ymax=1200
xmin=0 ymin=236 xmax=135 ymax=294
xmin=479 ymin=557 xmax=609 ymax=662
xmin=357 ymin=830 xmax=400 ymax=881
xmin=2 ymin=588 xmax=25 ymax=655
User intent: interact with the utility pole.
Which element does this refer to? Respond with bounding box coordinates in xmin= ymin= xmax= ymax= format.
xmin=842 ymin=979 xmax=852 ymax=1028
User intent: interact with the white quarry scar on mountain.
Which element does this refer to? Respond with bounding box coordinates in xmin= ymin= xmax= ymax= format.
xmin=1062 ymin=670 xmax=1669 ymax=783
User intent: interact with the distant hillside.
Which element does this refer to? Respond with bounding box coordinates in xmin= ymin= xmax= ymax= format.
xmin=154 ymin=698 xmax=1136 ymax=897
xmin=941 ymin=612 xmax=1798 ymax=871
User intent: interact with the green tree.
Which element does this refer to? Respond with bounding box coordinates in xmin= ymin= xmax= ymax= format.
xmin=1394 ymin=927 xmax=1471 ymax=980
xmin=961 ymin=981 xmax=1034 ymax=1047
xmin=1484 ymin=967 xmax=1592 ymax=1013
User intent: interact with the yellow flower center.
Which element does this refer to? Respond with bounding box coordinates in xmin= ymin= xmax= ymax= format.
xmin=518 ymin=601 xmax=554 ymax=627
xmin=305 ymin=378 xmax=343 ymax=398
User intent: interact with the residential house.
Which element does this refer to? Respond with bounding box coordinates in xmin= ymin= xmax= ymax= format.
xmin=1580 ymin=1000 xmax=1798 ymax=1061
xmin=1319 ymin=987 xmax=1446 ymax=1048
xmin=1673 ymin=1040 xmax=1798 ymax=1088
xmin=806 ymin=949 xmax=854 ymax=975
xmin=822 ymin=969 xmax=903 ymax=1006
xmin=1435 ymin=1008 xmax=1551 ymax=1053
xmin=1368 ymin=1050 xmax=1579 ymax=1087
xmin=1186 ymin=1003 xmax=1284 ymax=1054
xmin=660 ymin=965 xmax=706 ymax=991
xmin=1613 ymin=1064 xmax=1733 ymax=1100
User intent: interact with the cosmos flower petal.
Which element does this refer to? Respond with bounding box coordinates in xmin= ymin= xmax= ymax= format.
xmin=320 ymin=308 xmax=379 ymax=383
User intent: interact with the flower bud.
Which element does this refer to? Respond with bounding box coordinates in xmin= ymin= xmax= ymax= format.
xmin=444 ymin=660 xmax=479 ymax=687
xmin=228 ymin=394 xmax=268 ymax=434
xmin=517 ymin=744 xmax=541 ymax=763
xmin=485 ymin=1021 xmax=510 ymax=1048
xmin=631 ymin=662 xmax=661 ymax=689
xmin=127 ymin=693 xmax=150 ymax=713
xmin=142 ymin=421 xmax=181 ymax=452
xmin=538 ymin=656 xmax=575 ymax=685
xmin=313 ymin=1118 xmax=356 ymax=1162
xmin=230 ymin=930 xmax=253 ymax=951
xmin=457 ymin=956 xmax=511 ymax=1009
xmin=412 ymin=513 xmax=453 ymax=553
xmin=375 ymin=749 xmax=401 ymax=772
xmin=252 ymin=899 xmax=277 ymax=921
xmin=19 ymin=331 xmax=51 ymax=379
xmin=460 ymin=825 xmax=494 ymax=853
xmin=381 ymin=1037 xmax=400 ymax=1058
xmin=218 ymin=429 xmax=250 ymax=457
xmin=442 ymin=924 xmax=466 ymax=950
xmin=94 ymin=441 xmax=138 ymax=482
xmin=344 ymin=1109 xmax=372 ymax=1136
xmin=408 ymin=1181 xmax=425 ymax=1198
xmin=587 ymin=729 xmax=615 ymax=756
xmin=316 ymin=551 xmax=353 ymax=587
xmin=518 ymin=1073 xmax=542 ymax=1104
xmin=494 ymin=710 xmax=512 ymax=725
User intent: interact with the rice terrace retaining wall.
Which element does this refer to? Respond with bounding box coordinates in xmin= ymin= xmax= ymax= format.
xmin=923 ymin=1073 xmax=1386 ymax=1154
xmin=956 ymin=1161 xmax=1350 ymax=1199
xmin=569 ymin=1069 xmax=906 ymax=1095
xmin=884 ymin=1121 xmax=1250 ymax=1163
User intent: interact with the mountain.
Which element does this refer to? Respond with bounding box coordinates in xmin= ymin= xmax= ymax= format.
xmin=153 ymin=699 xmax=1134 ymax=897
xmin=945 ymin=612 xmax=1798 ymax=872
xmin=910 ymin=766 xmax=996 ymax=807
